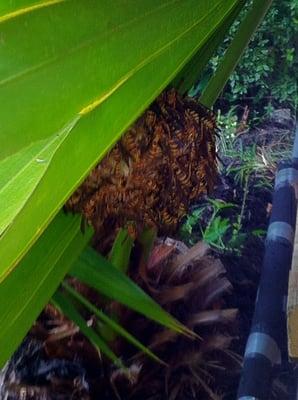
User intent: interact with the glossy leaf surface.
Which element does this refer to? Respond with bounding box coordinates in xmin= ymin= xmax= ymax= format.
xmin=0 ymin=212 xmax=92 ymax=367
xmin=0 ymin=0 xmax=240 ymax=281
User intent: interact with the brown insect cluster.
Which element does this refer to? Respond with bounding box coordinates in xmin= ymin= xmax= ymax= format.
xmin=67 ymin=89 xmax=217 ymax=249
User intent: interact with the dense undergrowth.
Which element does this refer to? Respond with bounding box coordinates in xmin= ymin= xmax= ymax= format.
xmin=192 ymin=0 xmax=297 ymax=120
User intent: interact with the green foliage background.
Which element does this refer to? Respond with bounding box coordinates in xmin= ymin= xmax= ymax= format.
xmin=199 ymin=0 xmax=297 ymax=115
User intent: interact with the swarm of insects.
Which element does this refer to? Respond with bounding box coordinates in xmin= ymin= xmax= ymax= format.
xmin=66 ymin=88 xmax=217 ymax=250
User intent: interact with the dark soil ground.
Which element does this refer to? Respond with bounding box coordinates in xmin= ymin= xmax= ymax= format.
xmin=0 ymin=108 xmax=296 ymax=400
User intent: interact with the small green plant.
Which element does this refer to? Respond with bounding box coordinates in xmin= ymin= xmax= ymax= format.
xmin=203 ymin=215 xmax=231 ymax=250
xmin=180 ymin=193 xmax=266 ymax=254
xmin=179 ymin=208 xmax=205 ymax=240
xmin=217 ymin=107 xmax=239 ymax=157
xmin=217 ymin=110 xmax=273 ymax=192
xmin=227 ymin=144 xmax=272 ymax=238
xmin=227 ymin=144 xmax=272 ymax=190
xmin=180 ymin=198 xmax=242 ymax=252
xmin=180 ymin=144 xmax=271 ymax=253
xmin=203 ymin=199 xmax=236 ymax=251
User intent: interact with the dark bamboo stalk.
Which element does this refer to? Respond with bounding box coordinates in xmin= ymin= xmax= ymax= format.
xmin=237 ymin=157 xmax=298 ymax=399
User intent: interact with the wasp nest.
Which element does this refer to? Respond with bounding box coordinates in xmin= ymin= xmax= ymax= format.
xmin=67 ymin=89 xmax=217 ymax=249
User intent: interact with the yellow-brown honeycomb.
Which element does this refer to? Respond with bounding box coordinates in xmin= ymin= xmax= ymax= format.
xmin=66 ymin=89 xmax=217 ymax=250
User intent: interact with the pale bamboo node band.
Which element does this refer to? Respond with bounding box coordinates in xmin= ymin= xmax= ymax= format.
xmin=266 ymin=221 xmax=294 ymax=245
xmin=274 ymin=167 xmax=298 ymax=191
xmin=244 ymin=332 xmax=281 ymax=366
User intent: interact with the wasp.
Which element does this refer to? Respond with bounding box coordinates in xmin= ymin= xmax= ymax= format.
xmin=121 ymin=131 xmax=141 ymax=161
xmin=188 ymin=108 xmax=201 ymax=124
xmin=185 ymin=109 xmax=199 ymax=126
xmin=174 ymin=165 xmax=191 ymax=188
xmin=201 ymin=116 xmax=216 ymax=131
xmin=113 ymin=159 xmax=129 ymax=180
xmin=126 ymin=190 xmax=142 ymax=210
xmin=173 ymin=128 xmax=184 ymax=142
xmin=166 ymin=88 xmax=178 ymax=108
xmin=168 ymin=138 xmax=183 ymax=160
xmin=160 ymin=208 xmax=177 ymax=227
xmin=83 ymin=194 xmax=98 ymax=219
xmin=145 ymin=110 xmax=157 ymax=129
xmin=147 ymin=193 xmax=158 ymax=208
xmin=66 ymin=187 xmax=84 ymax=211
xmin=147 ymin=137 xmax=163 ymax=161
xmin=177 ymin=202 xmax=187 ymax=216
xmin=109 ymin=145 xmax=122 ymax=163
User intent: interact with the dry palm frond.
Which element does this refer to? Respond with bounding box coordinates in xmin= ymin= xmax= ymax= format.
xmin=66 ymin=89 xmax=217 ymax=251
xmin=111 ymin=239 xmax=239 ymax=400
xmin=188 ymin=309 xmax=238 ymax=328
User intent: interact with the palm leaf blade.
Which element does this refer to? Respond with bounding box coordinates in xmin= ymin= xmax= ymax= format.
xmin=70 ymin=247 xmax=194 ymax=338
xmin=0 ymin=0 xmax=240 ymax=281
xmin=0 ymin=212 xmax=92 ymax=367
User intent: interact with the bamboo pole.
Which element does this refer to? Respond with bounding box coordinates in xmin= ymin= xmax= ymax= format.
xmin=237 ymin=161 xmax=298 ymax=399
xmin=287 ymin=127 xmax=298 ymax=359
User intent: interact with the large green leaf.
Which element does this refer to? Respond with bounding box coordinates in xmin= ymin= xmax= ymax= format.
xmin=70 ymin=247 xmax=195 ymax=338
xmin=0 ymin=0 xmax=62 ymax=18
xmin=0 ymin=212 xmax=92 ymax=367
xmin=0 ymin=0 xmax=241 ymax=281
xmin=0 ymin=124 xmax=76 ymax=236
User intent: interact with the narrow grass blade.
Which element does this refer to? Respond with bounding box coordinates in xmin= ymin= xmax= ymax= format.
xmin=70 ymin=247 xmax=195 ymax=338
xmin=62 ymin=282 xmax=165 ymax=365
xmin=52 ymin=290 xmax=124 ymax=369
xmin=138 ymin=227 xmax=157 ymax=264
xmin=108 ymin=228 xmax=134 ymax=273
